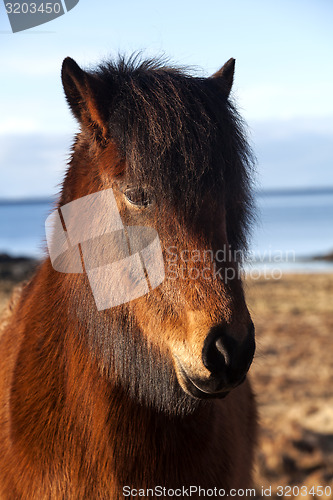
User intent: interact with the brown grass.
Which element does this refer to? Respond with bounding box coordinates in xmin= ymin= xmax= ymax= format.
xmin=245 ymin=274 xmax=333 ymax=498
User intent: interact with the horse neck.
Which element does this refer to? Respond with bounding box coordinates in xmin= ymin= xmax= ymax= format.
xmin=10 ymin=261 xmax=215 ymax=479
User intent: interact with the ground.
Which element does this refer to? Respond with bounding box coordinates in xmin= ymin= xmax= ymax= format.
xmin=245 ymin=274 xmax=333 ymax=499
xmin=0 ymin=259 xmax=332 ymax=499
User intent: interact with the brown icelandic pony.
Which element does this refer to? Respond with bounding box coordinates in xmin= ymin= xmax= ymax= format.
xmin=0 ymin=55 xmax=257 ymax=499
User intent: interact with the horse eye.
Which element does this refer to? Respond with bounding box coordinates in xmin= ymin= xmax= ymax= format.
xmin=123 ymin=187 xmax=154 ymax=208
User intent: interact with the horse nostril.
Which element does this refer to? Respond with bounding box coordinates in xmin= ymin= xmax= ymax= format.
xmin=202 ymin=323 xmax=255 ymax=381
xmin=215 ymin=337 xmax=230 ymax=366
xmin=202 ymin=326 xmax=234 ymax=374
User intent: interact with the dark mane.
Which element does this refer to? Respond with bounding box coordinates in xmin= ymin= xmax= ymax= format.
xmin=89 ymin=55 xmax=255 ymax=251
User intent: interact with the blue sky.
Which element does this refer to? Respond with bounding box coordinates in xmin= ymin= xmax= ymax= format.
xmin=1 ymin=0 xmax=333 ymax=198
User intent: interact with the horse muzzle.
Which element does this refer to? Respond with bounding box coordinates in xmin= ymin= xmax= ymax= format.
xmin=175 ymin=322 xmax=255 ymax=399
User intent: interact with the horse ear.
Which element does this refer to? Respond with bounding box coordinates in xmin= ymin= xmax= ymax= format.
xmin=61 ymin=57 xmax=108 ymax=138
xmin=210 ymin=58 xmax=235 ymax=97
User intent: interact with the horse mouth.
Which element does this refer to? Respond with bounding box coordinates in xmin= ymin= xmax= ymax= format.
xmin=174 ymin=359 xmax=232 ymax=400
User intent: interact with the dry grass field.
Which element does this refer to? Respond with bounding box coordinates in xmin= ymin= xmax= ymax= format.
xmin=1 ymin=268 xmax=332 ymax=498
xmin=245 ymin=274 xmax=333 ymax=498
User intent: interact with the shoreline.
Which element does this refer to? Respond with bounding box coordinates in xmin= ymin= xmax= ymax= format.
xmin=1 ymin=251 xmax=332 ymax=284
xmin=0 ymin=253 xmax=39 ymax=283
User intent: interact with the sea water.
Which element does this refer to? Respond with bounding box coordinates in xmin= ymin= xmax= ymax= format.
xmin=0 ymin=191 xmax=332 ymax=272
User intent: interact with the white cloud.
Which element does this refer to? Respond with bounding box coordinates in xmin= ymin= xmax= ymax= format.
xmin=0 ymin=118 xmax=41 ymax=134
xmin=235 ymin=82 xmax=333 ymax=121
xmin=251 ymin=118 xmax=333 ymax=190
xmin=0 ymin=133 xmax=71 ymax=199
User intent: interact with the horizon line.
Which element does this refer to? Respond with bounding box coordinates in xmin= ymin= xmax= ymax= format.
xmin=0 ymin=186 xmax=333 ymax=205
